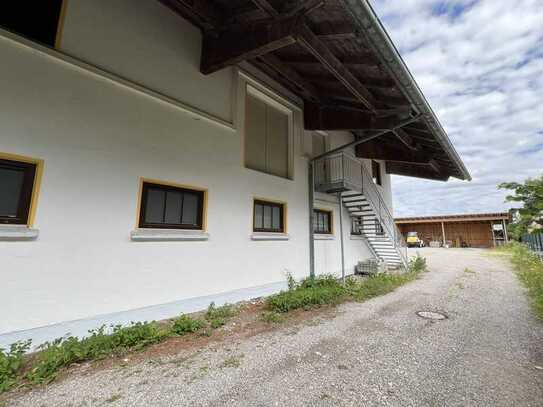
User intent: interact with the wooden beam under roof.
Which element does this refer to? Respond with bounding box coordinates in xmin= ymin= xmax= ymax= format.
xmin=256 ymin=54 xmax=321 ymax=102
xmin=393 ymin=128 xmax=420 ymax=151
xmin=356 ymin=139 xmax=430 ymax=164
xmin=282 ymin=0 xmax=325 ymax=17
xmin=386 ymin=162 xmax=449 ymax=181
xmin=297 ymin=24 xmax=377 ymax=112
xmin=201 ymin=16 xmax=301 ymax=74
xmin=282 ymin=53 xmax=380 ymax=68
xmin=251 ymin=0 xmax=279 ymax=17
xmin=304 ymin=103 xmax=403 ymax=130
xmin=158 ymin=0 xmax=222 ymax=31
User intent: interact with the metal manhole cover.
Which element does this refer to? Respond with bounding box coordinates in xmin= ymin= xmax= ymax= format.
xmin=416 ymin=311 xmax=447 ymax=320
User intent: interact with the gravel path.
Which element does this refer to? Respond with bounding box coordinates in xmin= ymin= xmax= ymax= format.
xmin=7 ymin=249 xmax=543 ymax=406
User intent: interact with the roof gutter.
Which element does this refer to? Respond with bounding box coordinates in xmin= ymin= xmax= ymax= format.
xmin=340 ymin=0 xmax=472 ymax=181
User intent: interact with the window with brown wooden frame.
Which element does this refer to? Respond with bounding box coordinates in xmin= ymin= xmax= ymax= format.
xmin=372 ymin=160 xmax=382 ymax=186
xmin=139 ymin=182 xmax=204 ymax=230
xmin=313 ymin=209 xmax=333 ymax=234
xmin=351 ymin=216 xmax=363 ymax=235
xmin=0 ymin=158 xmax=37 ymax=225
xmin=253 ymin=200 xmax=285 ymax=233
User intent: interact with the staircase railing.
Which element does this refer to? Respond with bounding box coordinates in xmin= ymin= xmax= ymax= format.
xmin=314 ymin=152 xmax=409 ymax=268
xmin=358 ymin=157 xmax=409 ymax=269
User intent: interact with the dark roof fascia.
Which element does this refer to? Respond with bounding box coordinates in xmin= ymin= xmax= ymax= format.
xmin=395 ymin=213 xmax=510 ymax=223
xmin=339 ymin=0 xmax=471 ymax=181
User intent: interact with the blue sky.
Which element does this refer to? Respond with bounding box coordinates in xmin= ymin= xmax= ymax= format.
xmin=371 ymin=0 xmax=543 ymax=216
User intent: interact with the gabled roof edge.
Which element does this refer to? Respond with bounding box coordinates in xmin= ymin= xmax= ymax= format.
xmin=340 ymin=0 xmax=472 ymax=181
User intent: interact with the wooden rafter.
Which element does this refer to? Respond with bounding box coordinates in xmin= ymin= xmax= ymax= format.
xmin=296 ymin=24 xmax=377 ymax=112
xmin=282 ymin=53 xmax=379 ymax=69
xmin=282 ymin=0 xmax=325 ymax=17
xmin=201 ymin=16 xmax=301 ymax=74
xmin=356 ymin=140 xmax=430 ymax=164
xmin=256 ymin=54 xmax=321 ymax=102
xmin=385 ymin=162 xmax=449 ymax=181
xmin=251 ymin=0 xmax=279 ymax=17
xmin=393 ymin=128 xmax=420 ymax=151
xmin=158 ymin=0 xmax=222 ymax=31
xmin=304 ymin=103 xmax=401 ymax=130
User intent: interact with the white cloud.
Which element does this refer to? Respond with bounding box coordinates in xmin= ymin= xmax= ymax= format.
xmin=371 ymin=0 xmax=543 ymax=216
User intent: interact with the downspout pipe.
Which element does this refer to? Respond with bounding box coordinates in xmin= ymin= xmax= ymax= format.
xmin=307 ymin=114 xmax=421 ymax=279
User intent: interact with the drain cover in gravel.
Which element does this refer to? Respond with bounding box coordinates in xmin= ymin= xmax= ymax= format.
xmin=416 ymin=311 xmax=447 ymax=320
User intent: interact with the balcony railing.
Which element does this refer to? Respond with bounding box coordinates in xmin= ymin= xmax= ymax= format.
xmin=314 ymin=152 xmax=408 ymax=268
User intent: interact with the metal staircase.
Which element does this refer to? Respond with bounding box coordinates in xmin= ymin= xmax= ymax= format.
xmin=314 ymin=152 xmax=408 ymax=270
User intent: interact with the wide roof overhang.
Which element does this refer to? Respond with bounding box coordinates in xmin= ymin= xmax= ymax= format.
xmin=158 ymin=0 xmax=471 ymax=181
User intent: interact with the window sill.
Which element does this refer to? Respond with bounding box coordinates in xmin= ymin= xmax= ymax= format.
xmin=130 ymin=229 xmax=209 ymax=242
xmin=314 ymin=234 xmax=335 ymax=240
xmin=0 ymin=226 xmax=39 ymax=241
xmin=251 ymin=232 xmax=289 ymax=241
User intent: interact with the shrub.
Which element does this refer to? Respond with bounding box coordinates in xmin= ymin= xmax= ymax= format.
xmin=408 ymin=253 xmax=428 ymax=273
xmin=26 ymin=322 xmax=164 ymax=385
xmin=286 ymin=272 xmax=297 ymax=291
xmin=205 ymin=302 xmax=238 ymax=328
xmin=172 ymin=315 xmax=204 ymax=335
xmin=0 ymin=340 xmax=31 ymax=392
xmin=501 ymin=242 xmax=543 ymax=319
xmin=347 ymin=272 xmax=419 ymax=302
xmin=267 ymin=264 xmax=426 ymax=313
xmin=261 ymin=311 xmax=286 ymax=324
xmin=266 ymin=275 xmax=347 ymax=313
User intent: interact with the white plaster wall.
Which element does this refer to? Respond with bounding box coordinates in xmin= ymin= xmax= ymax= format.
xmin=60 ymin=0 xmax=234 ymax=123
xmin=0 ymin=1 xmax=389 ymax=338
xmin=0 ymin=35 xmax=308 ymax=334
xmin=313 ymin=196 xmax=373 ymax=277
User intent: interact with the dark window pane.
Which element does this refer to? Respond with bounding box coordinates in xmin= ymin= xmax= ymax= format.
xmin=164 ymin=191 xmax=183 ymax=224
xmin=0 ymin=167 xmax=24 ymax=217
xmin=323 ymin=213 xmax=329 ymax=232
xmin=145 ymin=188 xmax=166 ymax=224
xmin=263 ymin=205 xmax=272 ymax=229
xmin=182 ymin=193 xmax=199 ymax=225
xmin=272 ymin=206 xmax=281 ymax=230
xmin=255 ymin=204 xmax=263 ymax=229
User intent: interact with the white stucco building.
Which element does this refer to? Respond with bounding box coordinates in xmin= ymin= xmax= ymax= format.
xmin=0 ymin=0 xmax=469 ymax=348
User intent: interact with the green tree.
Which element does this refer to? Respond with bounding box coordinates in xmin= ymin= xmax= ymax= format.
xmin=499 ymin=176 xmax=543 ymax=239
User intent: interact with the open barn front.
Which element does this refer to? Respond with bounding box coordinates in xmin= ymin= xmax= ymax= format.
xmin=396 ymin=213 xmax=510 ymax=249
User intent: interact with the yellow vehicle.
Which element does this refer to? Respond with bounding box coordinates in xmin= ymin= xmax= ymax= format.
xmin=406 ymin=231 xmax=425 ymax=248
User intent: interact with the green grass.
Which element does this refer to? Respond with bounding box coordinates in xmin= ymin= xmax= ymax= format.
xmin=105 ymin=393 xmax=122 ymax=403
xmin=0 ymin=341 xmax=31 ymax=392
xmin=205 ymin=302 xmax=238 ymax=328
xmin=25 ymin=322 xmax=166 ymax=385
xmin=171 ymin=315 xmax=204 ymax=336
xmin=0 ymin=302 xmax=241 ymax=393
xmin=260 ymin=311 xmax=286 ymax=324
xmin=0 ymin=255 xmax=428 ymax=394
xmin=496 ymin=242 xmax=543 ymax=319
xmin=266 ymin=254 xmax=427 ymax=313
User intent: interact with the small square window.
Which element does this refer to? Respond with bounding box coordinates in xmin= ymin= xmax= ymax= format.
xmin=139 ymin=182 xmax=204 ymax=230
xmin=253 ymin=200 xmax=285 ymax=233
xmin=351 ymin=217 xmax=363 ymax=235
xmin=313 ymin=209 xmax=333 ymax=234
xmin=0 ymin=159 xmax=37 ymax=225
xmin=372 ymin=160 xmax=382 ymax=186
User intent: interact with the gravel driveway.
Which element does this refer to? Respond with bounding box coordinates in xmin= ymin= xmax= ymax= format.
xmin=7 ymin=249 xmax=543 ymax=407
